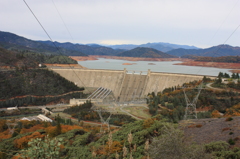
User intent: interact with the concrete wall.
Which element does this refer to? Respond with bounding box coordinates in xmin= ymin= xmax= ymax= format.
xmin=53 ymin=69 xmax=125 ymax=97
xmin=52 ymin=68 xmax=210 ymax=102
xmin=144 ymin=72 xmax=203 ymax=96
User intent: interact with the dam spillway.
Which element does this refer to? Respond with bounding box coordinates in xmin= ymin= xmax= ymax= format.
xmin=52 ymin=68 xmax=209 ymax=102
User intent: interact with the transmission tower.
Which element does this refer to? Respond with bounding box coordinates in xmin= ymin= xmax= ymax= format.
xmin=91 ymin=106 xmax=116 ymax=133
xmin=6 ymin=123 xmax=18 ymax=135
xmin=183 ymin=83 xmax=202 ymax=120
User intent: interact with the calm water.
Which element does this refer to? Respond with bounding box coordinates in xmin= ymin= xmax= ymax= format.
xmin=78 ymin=58 xmax=231 ymax=76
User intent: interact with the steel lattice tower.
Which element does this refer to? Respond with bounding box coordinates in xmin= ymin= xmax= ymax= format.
xmin=91 ymin=106 xmax=115 ymax=133
xmin=6 ymin=123 xmax=18 ymax=135
xmin=183 ymin=83 xmax=202 ymax=120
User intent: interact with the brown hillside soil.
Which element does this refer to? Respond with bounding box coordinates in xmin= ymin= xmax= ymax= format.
xmin=70 ymin=55 xmax=190 ymax=62
xmin=122 ymin=63 xmax=133 ymax=65
xmin=230 ymin=70 xmax=240 ymax=73
xmin=45 ymin=64 xmax=86 ymax=69
xmin=175 ymin=61 xmax=240 ymax=69
xmin=180 ymin=117 xmax=240 ymax=146
xmin=70 ymin=56 xmax=98 ymax=61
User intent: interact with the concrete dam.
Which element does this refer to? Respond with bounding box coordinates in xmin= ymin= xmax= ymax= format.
xmin=52 ymin=68 xmax=208 ymax=102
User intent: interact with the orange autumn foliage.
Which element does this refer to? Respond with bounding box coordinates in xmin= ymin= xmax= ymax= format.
xmin=97 ymin=141 xmax=123 ymax=155
xmin=20 ymin=124 xmax=45 ymax=134
xmin=0 ymin=130 xmax=11 ymax=141
xmin=224 ymin=103 xmax=240 ymax=117
xmin=20 ymin=120 xmax=37 ymax=128
xmin=0 ymin=120 xmax=7 ymax=132
xmin=105 ymin=140 xmax=123 ymax=154
xmin=45 ymin=125 xmax=84 ymax=137
xmin=14 ymin=132 xmax=45 ymax=149
xmin=61 ymin=125 xmax=83 ymax=133
xmin=211 ymin=110 xmax=222 ymax=118
xmin=143 ymin=118 xmax=155 ymax=128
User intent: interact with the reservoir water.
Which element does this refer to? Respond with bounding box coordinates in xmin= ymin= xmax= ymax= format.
xmin=78 ymin=58 xmax=231 ymax=76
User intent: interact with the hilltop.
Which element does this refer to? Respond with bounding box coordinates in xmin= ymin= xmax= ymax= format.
xmin=117 ymin=47 xmax=176 ymax=58
xmin=1 ymin=31 xmax=239 ymax=58
xmin=108 ymin=42 xmax=199 ymax=52
xmin=0 ymin=31 xmax=87 ymax=56
xmin=0 ymin=47 xmax=84 ymax=107
xmin=0 ymin=47 xmax=38 ymax=69
xmin=0 ymin=47 xmax=78 ymax=69
xmin=167 ymin=44 xmax=240 ymax=57
xmin=39 ymin=41 xmax=123 ymax=56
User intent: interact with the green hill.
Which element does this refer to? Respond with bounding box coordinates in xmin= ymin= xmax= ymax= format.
xmin=117 ymin=47 xmax=176 ymax=58
xmin=0 ymin=47 xmax=38 ymax=69
xmin=0 ymin=47 xmax=83 ymax=107
xmin=167 ymin=44 xmax=240 ymax=57
xmin=0 ymin=31 xmax=87 ymax=56
xmin=39 ymin=41 xmax=122 ymax=56
xmin=0 ymin=47 xmax=77 ymax=69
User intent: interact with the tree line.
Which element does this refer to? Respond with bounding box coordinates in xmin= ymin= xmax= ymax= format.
xmin=195 ymin=56 xmax=240 ymax=63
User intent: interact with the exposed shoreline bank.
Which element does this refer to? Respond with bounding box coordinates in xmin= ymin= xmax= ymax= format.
xmin=70 ymin=55 xmax=240 ymax=73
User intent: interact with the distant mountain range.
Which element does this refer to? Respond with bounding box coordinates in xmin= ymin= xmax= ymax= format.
xmin=0 ymin=31 xmax=239 ymax=58
xmin=117 ymin=47 xmax=176 ymax=58
xmin=166 ymin=45 xmax=240 ymax=57
xmin=0 ymin=31 xmax=87 ymax=56
xmin=107 ymin=42 xmax=199 ymax=52
xmin=38 ymin=41 xmax=123 ymax=56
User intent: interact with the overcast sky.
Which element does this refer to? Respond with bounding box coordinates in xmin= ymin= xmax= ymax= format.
xmin=1 ymin=0 xmax=239 ymax=48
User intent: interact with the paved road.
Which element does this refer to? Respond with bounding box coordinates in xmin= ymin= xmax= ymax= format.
xmin=0 ymin=104 xmax=72 ymax=111
xmin=120 ymin=104 xmax=149 ymax=120
xmin=206 ymin=83 xmax=224 ymax=91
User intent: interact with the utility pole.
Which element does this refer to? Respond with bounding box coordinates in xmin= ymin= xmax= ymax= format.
xmin=91 ymin=106 xmax=115 ymax=133
xmin=183 ymin=83 xmax=202 ymax=120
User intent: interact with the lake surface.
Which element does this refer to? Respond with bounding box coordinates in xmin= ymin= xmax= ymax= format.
xmin=78 ymin=58 xmax=231 ymax=76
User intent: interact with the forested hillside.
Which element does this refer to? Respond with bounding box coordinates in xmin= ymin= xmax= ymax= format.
xmin=195 ymin=56 xmax=240 ymax=63
xmin=39 ymin=41 xmax=122 ymax=56
xmin=147 ymin=77 xmax=240 ymax=122
xmin=117 ymin=47 xmax=176 ymax=58
xmin=1 ymin=113 xmax=240 ymax=159
xmin=0 ymin=69 xmax=84 ymax=107
xmin=167 ymin=44 xmax=240 ymax=57
xmin=0 ymin=31 xmax=87 ymax=56
xmin=0 ymin=47 xmax=78 ymax=69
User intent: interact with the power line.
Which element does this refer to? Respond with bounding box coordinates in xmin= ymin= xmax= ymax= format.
xmin=207 ymin=0 xmax=239 ymax=45
xmin=23 ymin=0 xmax=91 ymax=94
xmin=51 ymin=0 xmax=90 ymax=69
xmin=52 ymin=0 xmax=75 ymax=43
xmin=222 ymin=24 xmax=240 ymax=45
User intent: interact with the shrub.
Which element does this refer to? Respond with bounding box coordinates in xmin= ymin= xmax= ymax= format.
xmin=226 ymin=117 xmax=233 ymax=121
xmin=222 ymin=127 xmax=231 ymax=132
xmin=205 ymin=141 xmax=229 ymax=153
xmin=228 ymin=138 xmax=235 ymax=145
xmin=196 ymin=124 xmax=202 ymax=128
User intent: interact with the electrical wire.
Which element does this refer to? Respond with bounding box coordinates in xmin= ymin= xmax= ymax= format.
xmin=207 ymin=0 xmax=239 ymax=45
xmin=195 ymin=24 xmax=240 ymax=75
xmin=22 ymin=0 xmax=91 ymax=94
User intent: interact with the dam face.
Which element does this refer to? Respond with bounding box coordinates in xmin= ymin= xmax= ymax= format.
xmin=52 ymin=68 xmax=207 ymax=102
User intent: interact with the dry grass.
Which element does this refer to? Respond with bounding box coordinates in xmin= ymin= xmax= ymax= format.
xmin=122 ymin=106 xmax=151 ymax=119
xmin=180 ymin=116 xmax=240 ymax=146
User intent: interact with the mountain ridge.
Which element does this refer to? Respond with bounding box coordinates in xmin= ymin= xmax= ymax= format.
xmin=0 ymin=31 xmax=87 ymax=56
xmin=1 ymin=31 xmax=239 ymax=58
xmin=117 ymin=47 xmax=176 ymax=58
xmin=167 ymin=44 xmax=240 ymax=57
xmin=107 ymin=42 xmax=199 ymax=52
